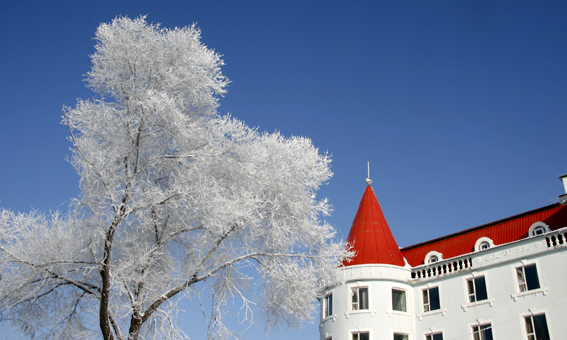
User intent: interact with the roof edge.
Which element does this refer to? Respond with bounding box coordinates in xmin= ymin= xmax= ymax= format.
xmin=400 ymin=202 xmax=561 ymax=252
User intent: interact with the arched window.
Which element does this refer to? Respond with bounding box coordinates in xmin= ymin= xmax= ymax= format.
xmin=474 ymin=237 xmax=494 ymax=252
xmin=425 ymin=251 xmax=443 ymax=264
xmin=528 ymin=222 xmax=550 ymax=237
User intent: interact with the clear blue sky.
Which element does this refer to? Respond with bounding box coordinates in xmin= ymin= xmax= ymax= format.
xmin=1 ymin=1 xmax=566 ymax=339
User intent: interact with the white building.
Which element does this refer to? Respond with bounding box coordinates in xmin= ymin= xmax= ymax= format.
xmin=320 ymin=174 xmax=567 ymax=340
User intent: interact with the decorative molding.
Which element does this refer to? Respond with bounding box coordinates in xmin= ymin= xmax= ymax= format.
xmin=511 ymin=287 xmax=549 ymax=302
xmin=461 ymin=298 xmax=495 ymax=312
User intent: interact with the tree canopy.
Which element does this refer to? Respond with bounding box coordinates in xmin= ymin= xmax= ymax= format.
xmin=0 ymin=16 xmax=349 ymax=340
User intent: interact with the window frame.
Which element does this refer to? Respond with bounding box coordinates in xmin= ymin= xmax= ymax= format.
xmin=422 ymin=286 xmax=440 ymax=313
xmin=472 ymin=323 xmax=493 ymax=340
xmin=323 ymin=293 xmax=333 ymax=319
xmin=528 ymin=222 xmax=550 ymax=237
xmin=351 ymin=286 xmax=369 ymax=311
xmin=467 ymin=276 xmax=488 ymax=303
xmin=352 ymin=331 xmax=370 ymax=340
xmin=425 ymin=251 xmax=443 ymax=264
xmin=425 ymin=332 xmax=443 ymax=340
xmin=392 ymin=288 xmax=407 ymax=312
xmin=524 ymin=313 xmax=550 ymax=340
xmin=474 ymin=237 xmax=494 ymax=252
xmin=393 ymin=333 xmax=409 ymax=340
xmin=516 ymin=264 xmax=541 ymax=292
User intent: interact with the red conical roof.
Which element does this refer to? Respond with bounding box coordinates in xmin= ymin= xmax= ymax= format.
xmin=343 ymin=184 xmax=405 ymax=267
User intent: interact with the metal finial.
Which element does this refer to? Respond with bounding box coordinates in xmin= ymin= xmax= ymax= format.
xmin=366 ymin=161 xmax=372 ymax=185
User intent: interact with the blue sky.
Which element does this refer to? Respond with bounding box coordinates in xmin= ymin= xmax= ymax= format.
xmin=1 ymin=1 xmax=567 ymax=339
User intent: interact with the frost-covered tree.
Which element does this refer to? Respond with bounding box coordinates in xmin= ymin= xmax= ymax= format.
xmin=0 ymin=16 xmax=349 ymax=340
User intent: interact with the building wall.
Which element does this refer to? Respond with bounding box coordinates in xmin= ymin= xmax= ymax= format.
xmin=320 ymin=227 xmax=567 ymax=340
xmin=320 ymin=264 xmax=414 ymax=340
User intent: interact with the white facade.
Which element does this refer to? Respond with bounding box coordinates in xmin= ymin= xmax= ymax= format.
xmin=320 ymin=209 xmax=567 ymax=340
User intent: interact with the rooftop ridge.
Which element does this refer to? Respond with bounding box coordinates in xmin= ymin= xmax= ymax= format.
xmin=400 ymin=202 xmax=561 ymax=252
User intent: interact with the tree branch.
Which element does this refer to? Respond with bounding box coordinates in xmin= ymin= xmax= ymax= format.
xmin=0 ymin=245 xmax=101 ymax=298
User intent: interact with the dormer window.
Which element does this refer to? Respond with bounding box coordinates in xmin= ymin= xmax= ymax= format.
xmin=528 ymin=222 xmax=550 ymax=237
xmin=425 ymin=251 xmax=443 ymax=264
xmin=474 ymin=237 xmax=494 ymax=252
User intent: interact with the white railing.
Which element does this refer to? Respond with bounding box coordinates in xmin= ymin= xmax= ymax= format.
xmin=411 ymin=257 xmax=473 ymax=280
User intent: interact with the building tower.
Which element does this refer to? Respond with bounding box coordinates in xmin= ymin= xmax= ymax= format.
xmin=320 ymin=178 xmax=413 ymax=340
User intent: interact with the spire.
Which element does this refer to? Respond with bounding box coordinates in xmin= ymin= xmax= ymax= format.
xmin=342 ymin=180 xmax=405 ymax=267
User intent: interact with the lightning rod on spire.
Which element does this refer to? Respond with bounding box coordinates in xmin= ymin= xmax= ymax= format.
xmin=366 ymin=161 xmax=372 ymax=185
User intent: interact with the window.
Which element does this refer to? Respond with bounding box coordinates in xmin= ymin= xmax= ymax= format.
xmin=425 ymin=251 xmax=443 ymax=264
xmin=392 ymin=289 xmax=407 ymax=312
xmin=394 ymin=334 xmax=408 ymax=340
xmin=467 ymin=276 xmax=488 ymax=302
xmin=472 ymin=324 xmax=493 ymax=340
xmin=323 ymin=293 xmax=333 ymax=318
xmin=525 ymin=314 xmax=550 ymax=340
xmin=516 ymin=264 xmax=541 ymax=292
xmin=352 ymin=332 xmax=369 ymax=340
xmin=475 ymin=237 xmax=494 ymax=252
xmin=422 ymin=287 xmax=440 ymax=312
xmin=426 ymin=333 xmax=443 ymax=340
xmin=529 ymin=222 xmax=550 ymax=237
xmin=352 ymin=287 xmax=368 ymax=310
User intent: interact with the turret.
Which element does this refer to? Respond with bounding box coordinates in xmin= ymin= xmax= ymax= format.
xmin=320 ymin=179 xmax=413 ymax=340
xmin=343 ymin=180 xmax=405 ymax=267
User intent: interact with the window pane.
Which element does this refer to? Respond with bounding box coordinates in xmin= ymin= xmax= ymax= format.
xmin=427 ymin=334 xmax=444 ymax=340
xmin=481 ymin=324 xmax=493 ymax=340
xmin=360 ymin=332 xmax=369 ymax=340
xmin=324 ymin=294 xmax=333 ymax=317
xmin=394 ymin=334 xmax=408 ymax=340
xmin=467 ymin=279 xmax=475 ymax=295
xmin=473 ymin=328 xmax=480 ymax=340
xmin=359 ymin=287 xmax=368 ymax=310
xmin=517 ymin=267 xmax=527 ymax=291
xmin=525 ymin=265 xmax=541 ymax=290
xmin=525 ymin=316 xmax=534 ymax=334
xmin=473 ymin=324 xmax=493 ymax=340
xmin=430 ymin=287 xmax=440 ymax=310
xmin=392 ymin=289 xmax=407 ymax=312
xmin=533 ymin=314 xmax=550 ymax=340
xmin=467 ymin=279 xmax=476 ymax=302
xmin=475 ymin=277 xmax=488 ymax=301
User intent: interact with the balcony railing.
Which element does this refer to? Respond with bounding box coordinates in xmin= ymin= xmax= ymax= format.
xmin=411 ymin=257 xmax=472 ymax=280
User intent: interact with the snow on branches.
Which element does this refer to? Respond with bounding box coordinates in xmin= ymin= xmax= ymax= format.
xmin=0 ymin=16 xmax=350 ymax=340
